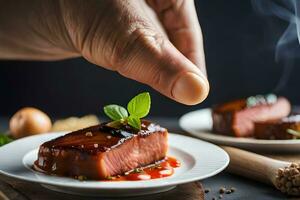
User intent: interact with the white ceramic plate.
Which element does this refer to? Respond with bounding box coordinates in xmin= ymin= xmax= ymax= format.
xmin=0 ymin=132 xmax=229 ymax=197
xmin=179 ymin=108 xmax=300 ymax=153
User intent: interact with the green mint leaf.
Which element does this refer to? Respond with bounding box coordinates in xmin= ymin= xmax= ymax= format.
xmin=104 ymin=105 xmax=128 ymax=121
xmin=0 ymin=134 xmax=13 ymax=147
xmin=287 ymin=129 xmax=300 ymax=138
xmin=127 ymin=92 xmax=151 ymax=118
xmin=265 ymin=93 xmax=277 ymax=104
xmin=246 ymin=94 xmax=277 ymax=108
xmin=127 ymin=116 xmax=141 ymax=130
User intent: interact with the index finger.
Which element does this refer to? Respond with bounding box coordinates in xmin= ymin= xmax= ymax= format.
xmin=146 ymin=0 xmax=206 ymax=75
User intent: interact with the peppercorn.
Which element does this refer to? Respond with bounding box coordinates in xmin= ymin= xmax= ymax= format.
xmin=204 ymin=188 xmax=210 ymax=193
xmin=225 ymin=189 xmax=232 ymax=194
xmin=230 ymin=187 xmax=236 ymax=193
xmin=219 ymin=187 xmax=226 ymax=194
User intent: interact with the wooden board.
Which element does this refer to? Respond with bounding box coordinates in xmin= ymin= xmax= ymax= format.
xmin=0 ymin=175 xmax=204 ymax=200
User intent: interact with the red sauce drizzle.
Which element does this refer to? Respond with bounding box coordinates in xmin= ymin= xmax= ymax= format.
xmin=106 ymin=157 xmax=180 ymax=181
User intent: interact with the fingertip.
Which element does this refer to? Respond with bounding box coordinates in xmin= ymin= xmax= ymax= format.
xmin=171 ymin=72 xmax=209 ymax=105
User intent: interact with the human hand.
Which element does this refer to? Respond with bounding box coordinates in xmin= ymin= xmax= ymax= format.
xmin=0 ymin=0 xmax=209 ymax=105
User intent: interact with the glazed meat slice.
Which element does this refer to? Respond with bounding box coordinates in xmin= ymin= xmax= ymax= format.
xmin=34 ymin=121 xmax=168 ymax=179
xmin=212 ymin=96 xmax=291 ymax=137
xmin=254 ymin=115 xmax=300 ymax=140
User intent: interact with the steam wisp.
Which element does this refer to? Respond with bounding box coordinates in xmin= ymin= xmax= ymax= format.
xmin=252 ymin=0 xmax=300 ymax=92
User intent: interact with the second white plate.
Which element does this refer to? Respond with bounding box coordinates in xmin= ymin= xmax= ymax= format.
xmin=179 ymin=108 xmax=300 ymax=153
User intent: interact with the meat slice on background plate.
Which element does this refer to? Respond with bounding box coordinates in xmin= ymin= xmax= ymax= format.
xmin=254 ymin=115 xmax=300 ymax=140
xmin=34 ymin=120 xmax=168 ymax=179
xmin=212 ymin=94 xmax=291 ymax=137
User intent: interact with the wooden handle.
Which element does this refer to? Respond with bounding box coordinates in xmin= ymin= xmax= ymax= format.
xmin=222 ymin=146 xmax=289 ymax=184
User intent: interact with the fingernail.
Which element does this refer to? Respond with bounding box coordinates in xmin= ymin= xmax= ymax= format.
xmin=172 ymin=72 xmax=209 ymax=105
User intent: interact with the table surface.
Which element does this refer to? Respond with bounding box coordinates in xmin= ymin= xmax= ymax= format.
xmin=0 ymin=117 xmax=296 ymax=200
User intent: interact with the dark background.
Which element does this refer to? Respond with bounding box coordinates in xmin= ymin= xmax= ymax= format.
xmin=0 ymin=0 xmax=299 ymax=118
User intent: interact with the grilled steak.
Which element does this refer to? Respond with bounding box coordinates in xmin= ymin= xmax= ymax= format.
xmin=212 ymin=96 xmax=291 ymax=137
xmin=34 ymin=121 xmax=168 ymax=179
xmin=254 ymin=115 xmax=300 ymax=139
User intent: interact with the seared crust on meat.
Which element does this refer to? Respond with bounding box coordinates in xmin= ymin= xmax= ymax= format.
xmin=254 ymin=115 xmax=300 ymax=139
xmin=34 ymin=121 xmax=168 ymax=179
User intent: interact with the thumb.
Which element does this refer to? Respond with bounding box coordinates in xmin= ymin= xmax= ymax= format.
xmin=115 ymin=28 xmax=209 ymax=105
